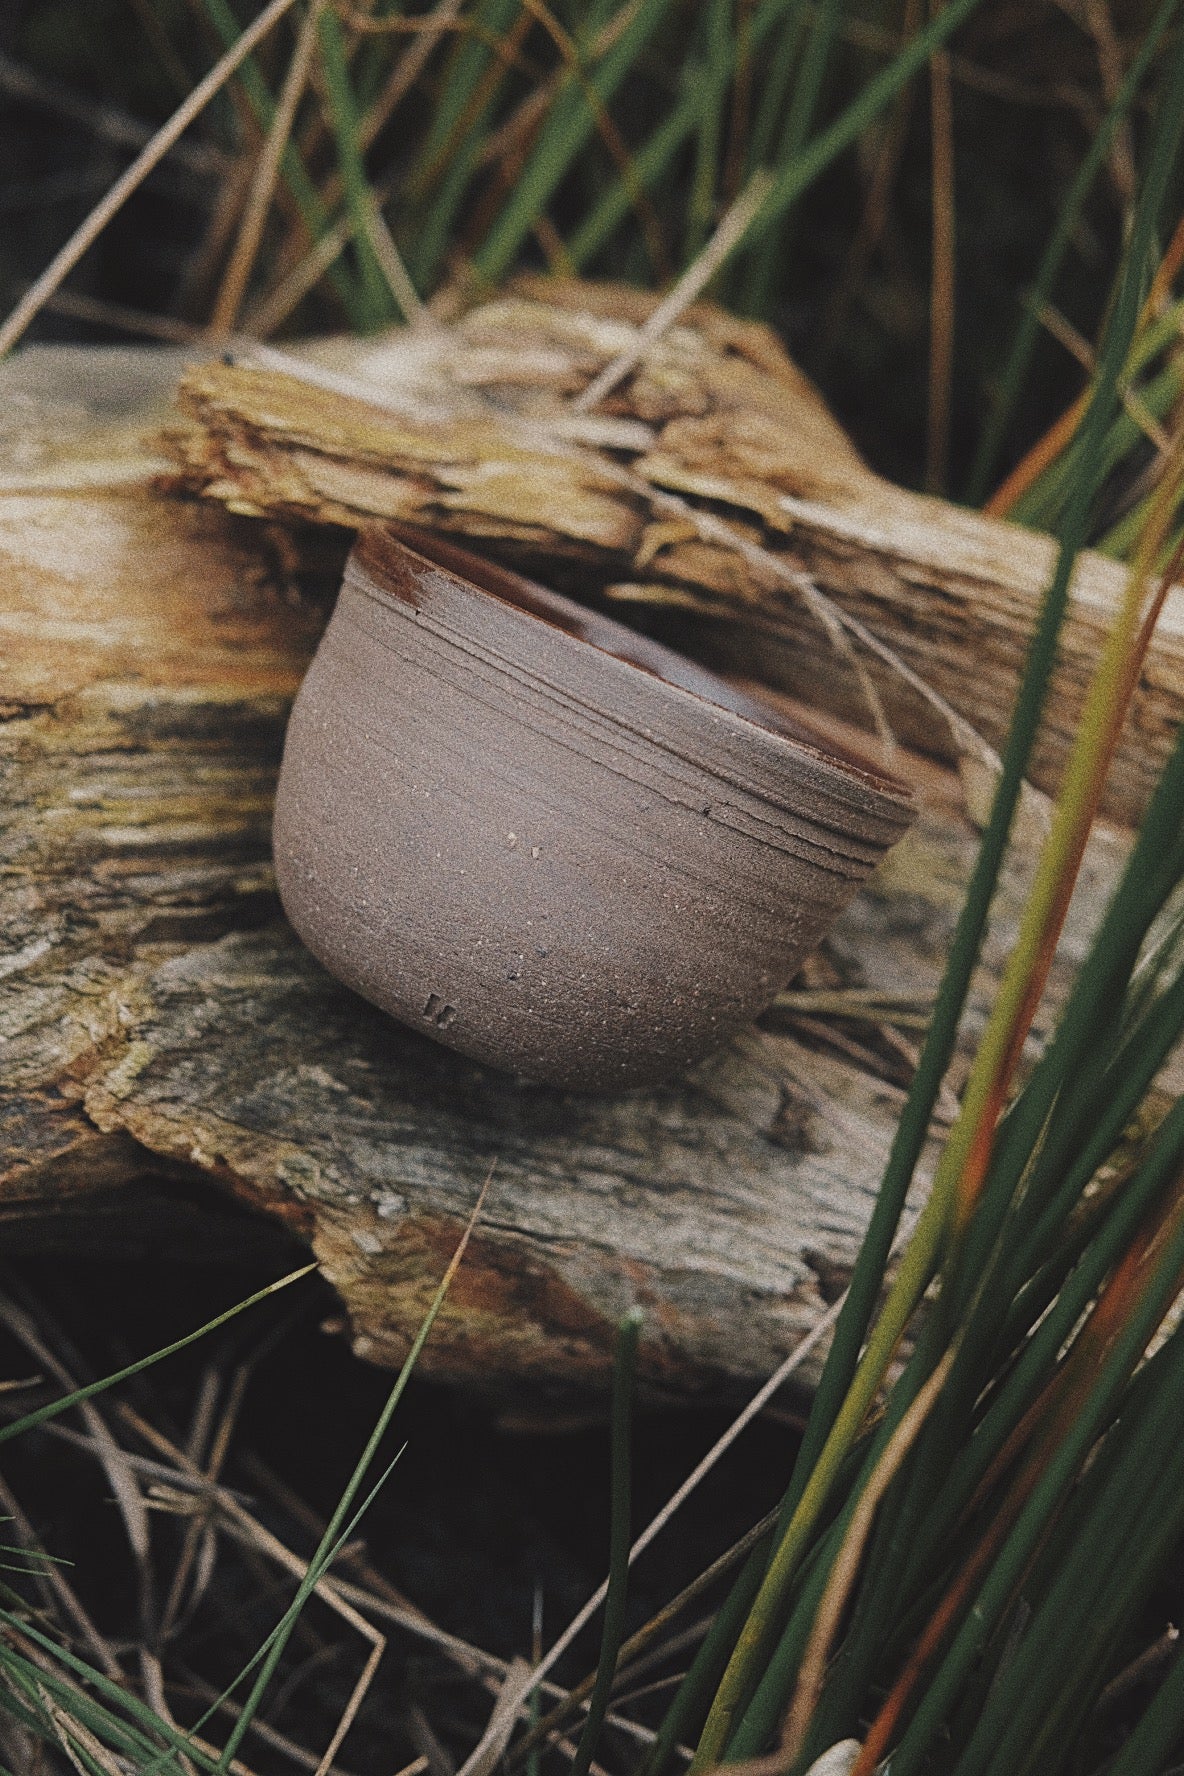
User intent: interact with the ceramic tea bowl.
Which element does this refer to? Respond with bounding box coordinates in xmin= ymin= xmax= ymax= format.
xmin=273 ymin=527 xmax=913 ymax=1090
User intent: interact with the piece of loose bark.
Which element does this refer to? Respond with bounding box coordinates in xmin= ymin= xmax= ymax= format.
xmin=167 ymin=277 xmax=1184 ymax=830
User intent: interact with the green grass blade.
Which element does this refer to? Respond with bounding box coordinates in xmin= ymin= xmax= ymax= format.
xmin=745 ymin=0 xmax=807 ymax=173
xmin=998 ymin=952 xmax=1184 ymax=1299
xmin=0 ymin=1265 xmax=314 ymax=1447
xmin=566 ymin=0 xmax=799 ymax=275
xmin=315 ymin=5 xmax=395 ymax=328
xmin=566 ymin=87 xmax=699 ymax=269
xmin=1001 ymin=293 xmax=1184 ymax=538
xmin=959 ymin=1325 xmax=1184 ymax=1776
xmin=129 ymin=1448 xmax=408 ymax=1776
xmin=406 ymin=0 xmax=522 ymax=292
xmin=791 ymin=103 xmax=1184 ymax=1754
xmin=413 ymin=0 xmax=510 ymax=178
xmin=0 ymin=1620 xmax=223 ymax=1770
xmin=715 ymin=0 xmax=1000 ymax=1546
xmin=893 ymin=1093 xmax=1184 ymax=1625
xmin=685 ymin=0 xmax=732 ymax=261
xmin=636 ymin=1539 xmax=770 ymax=1776
xmin=936 ymin=653 xmax=1184 ymax=1337
xmin=568 ymin=1311 xmax=641 ymax=1776
xmin=882 ymin=1181 xmax=1184 ymax=1775
xmin=562 ymin=0 xmax=835 ymax=285
xmin=744 ymin=0 xmax=985 ymax=252
xmin=473 ymin=0 xmax=677 ymax=285
xmin=726 ymin=1479 xmax=887 ymax=1760
xmin=215 ymin=1191 xmax=485 ymax=1769
xmin=740 ymin=0 xmax=840 ymax=316
xmin=1012 ymin=360 xmax=1184 ymax=534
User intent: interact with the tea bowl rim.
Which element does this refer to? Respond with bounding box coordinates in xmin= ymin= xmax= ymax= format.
xmin=348 ymin=524 xmax=914 ymax=817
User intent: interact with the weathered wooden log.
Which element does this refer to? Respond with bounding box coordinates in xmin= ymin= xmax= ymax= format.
xmin=0 ymin=302 xmax=1150 ymax=1405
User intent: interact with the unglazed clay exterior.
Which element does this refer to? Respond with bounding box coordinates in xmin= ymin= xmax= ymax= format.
xmin=273 ymin=528 xmax=913 ymax=1090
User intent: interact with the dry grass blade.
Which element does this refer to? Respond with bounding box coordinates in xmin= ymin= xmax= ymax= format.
xmin=850 ymin=1177 xmax=1184 ymax=1776
xmin=461 ymin=1658 xmax=532 ymax=1775
xmin=120 ymin=1402 xmax=384 ymax=1644
xmin=357 ymin=0 xmax=468 ymax=152
xmin=3 ymin=1414 xmax=253 ymax=1502
xmin=160 ymin=1363 xmax=252 ymax=1640
xmin=238 ymin=1454 xmax=482 ymax=1673
xmin=241 ymin=165 xmax=424 ymax=336
xmin=119 ymin=1398 xmax=389 ymax=1772
xmin=0 ymin=0 xmax=301 ymax=359
xmin=0 ymin=48 xmax=223 ymax=177
xmin=363 ymin=195 xmax=430 ymax=326
xmin=571 ymin=170 xmax=774 ymax=415
xmin=212 ymin=1164 xmax=494 ymax=1772
xmin=0 ymin=1294 xmax=150 ymax=1574
xmin=780 ymin=1349 xmax=956 ymax=1764
xmin=233 ymin=1461 xmax=664 ymax=1754
xmin=140 ymin=1648 xmax=198 ymax=1776
xmin=1038 ymin=302 xmax=1172 ymax=453
xmin=1076 ymin=0 xmax=1137 ymax=206
xmin=184 ymin=1367 xmax=223 ymax=1469
xmin=621 ymin=465 xmax=899 ymax=758
xmin=407 ymin=1701 xmax=458 ymax=1776
xmin=818 ymin=0 xmax=922 ymax=367
xmin=942 ymin=445 xmax=1184 ymax=1250
xmin=0 ymin=1471 xmax=123 ymax=1682
xmin=41 ymin=285 xmax=215 ymax=340
xmin=246 ymin=205 xmax=363 ymax=335
xmin=1097 ymin=1624 xmax=1181 ymax=1710
xmin=176 ymin=1668 xmax=365 ymax=1776
xmin=210 ymin=0 xmax=326 ymax=336
xmin=508 ymin=1527 xmax=776 ymax=1770
xmin=512 ymin=0 xmax=670 ymax=281
xmin=35 ymin=1678 xmax=128 ymax=1776
xmin=312 ymin=1637 xmax=384 ymax=1776
xmin=987 ymin=209 xmax=1184 ymax=518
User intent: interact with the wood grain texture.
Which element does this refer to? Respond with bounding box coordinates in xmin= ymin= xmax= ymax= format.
xmin=0 ymin=310 xmax=1151 ymax=1404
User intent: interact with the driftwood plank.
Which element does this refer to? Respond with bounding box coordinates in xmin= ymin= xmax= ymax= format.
xmin=0 ymin=315 xmax=1143 ymax=1403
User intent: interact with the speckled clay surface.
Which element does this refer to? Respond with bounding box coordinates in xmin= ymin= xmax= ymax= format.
xmin=273 ymin=528 xmax=913 ymax=1090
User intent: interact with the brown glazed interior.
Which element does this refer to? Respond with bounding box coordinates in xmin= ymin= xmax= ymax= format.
xmin=273 ymin=526 xmax=914 ymax=1091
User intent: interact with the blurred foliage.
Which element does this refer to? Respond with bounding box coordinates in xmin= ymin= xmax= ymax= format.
xmin=0 ymin=0 xmax=1174 ymax=494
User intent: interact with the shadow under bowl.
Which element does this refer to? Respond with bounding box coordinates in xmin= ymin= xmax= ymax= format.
xmin=272 ymin=527 xmax=914 ymax=1091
